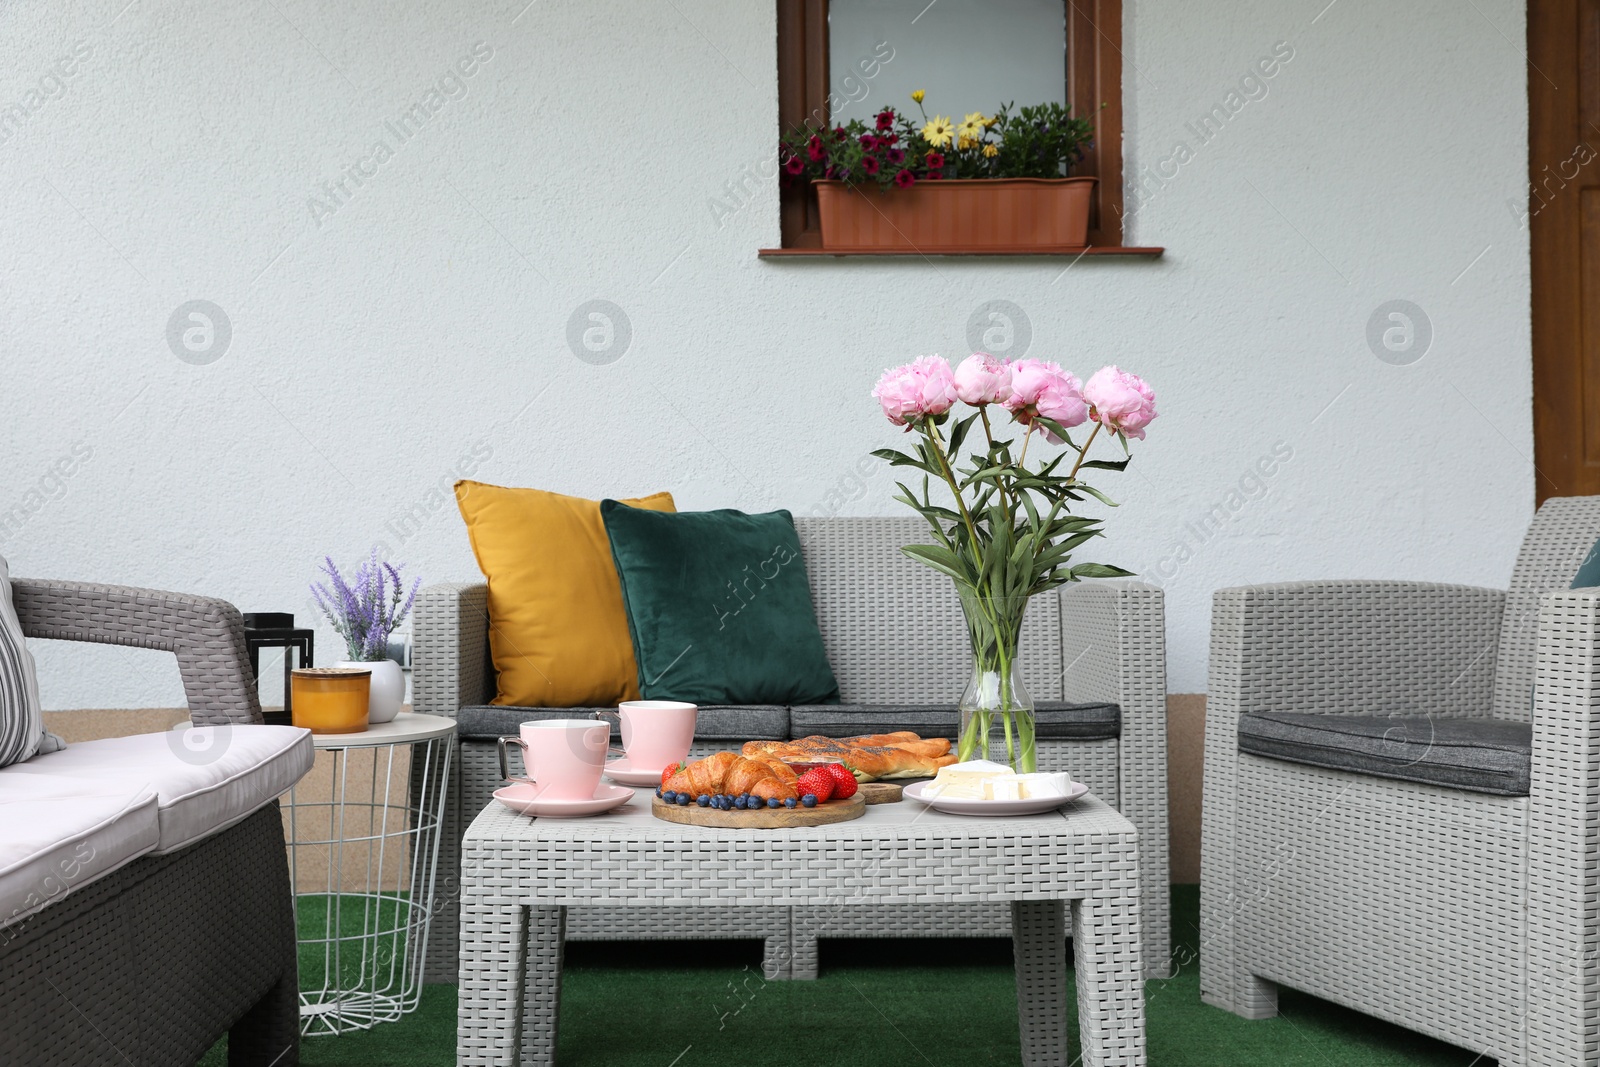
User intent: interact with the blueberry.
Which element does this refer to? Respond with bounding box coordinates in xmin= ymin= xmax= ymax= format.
xmin=785 ymin=798 xmax=797 ymax=808
xmin=655 ymin=787 xmax=663 ymax=798
xmin=767 ymin=797 xmax=781 ymax=808
xmin=697 ymin=794 xmax=710 ymax=807
xmin=802 ymin=794 xmax=817 ymax=808
xmin=676 ymin=793 xmax=690 ymax=806
xmin=739 ymin=793 xmax=750 ymax=804
xmin=734 ymin=796 xmax=746 ymax=809
xmin=661 ymin=790 xmax=675 ymax=803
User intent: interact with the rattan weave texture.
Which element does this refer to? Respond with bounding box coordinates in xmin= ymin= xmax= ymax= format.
xmin=418 ymin=517 xmax=1170 ymax=983
xmin=12 ymin=578 xmax=265 ymax=726
xmin=1201 ymin=496 xmax=1600 ymax=1065
xmin=458 ymin=793 xmax=1146 ymax=1067
xmin=1 ymin=579 xmax=300 ymax=1065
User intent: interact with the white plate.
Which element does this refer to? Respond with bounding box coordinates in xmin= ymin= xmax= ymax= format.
xmin=604 ymin=758 xmax=671 ymax=788
xmin=494 ymin=782 xmax=635 ymax=818
xmin=902 ymin=779 xmax=1089 ymax=816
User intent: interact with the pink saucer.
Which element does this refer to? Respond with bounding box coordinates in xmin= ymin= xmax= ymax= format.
xmin=494 ymin=781 xmax=634 ymax=818
xmin=604 ymin=758 xmax=672 ymax=788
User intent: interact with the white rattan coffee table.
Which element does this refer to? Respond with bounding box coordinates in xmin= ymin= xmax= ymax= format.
xmin=457 ymin=788 xmax=1146 ymax=1067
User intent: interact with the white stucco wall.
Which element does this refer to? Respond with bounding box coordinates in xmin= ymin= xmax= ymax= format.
xmin=1 ymin=0 xmax=1531 ymax=708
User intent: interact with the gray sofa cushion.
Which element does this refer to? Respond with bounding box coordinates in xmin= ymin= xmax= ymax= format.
xmin=789 ymin=702 xmax=1120 ymax=742
xmin=1238 ymin=712 xmax=1532 ymax=797
xmin=456 ymin=705 xmax=789 ymax=742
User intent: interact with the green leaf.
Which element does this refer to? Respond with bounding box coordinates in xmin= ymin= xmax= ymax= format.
xmin=946 ymin=413 xmax=978 ymax=461
xmin=1079 ymin=457 xmax=1131 ymax=472
xmin=1072 ymin=562 xmax=1136 ymax=579
xmin=1071 ymin=482 xmax=1121 ymax=507
xmin=901 ymin=543 xmax=974 ymax=584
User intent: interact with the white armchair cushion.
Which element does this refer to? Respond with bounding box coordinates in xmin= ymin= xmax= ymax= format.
xmin=0 ymin=777 xmax=158 ymax=930
xmin=2 ymin=725 xmax=313 ymax=853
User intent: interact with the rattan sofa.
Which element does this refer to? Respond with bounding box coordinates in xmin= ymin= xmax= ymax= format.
xmin=1200 ymin=495 xmax=1600 ymax=1066
xmin=0 ymin=580 xmax=309 ymax=1067
xmin=415 ymin=516 xmax=1170 ymax=983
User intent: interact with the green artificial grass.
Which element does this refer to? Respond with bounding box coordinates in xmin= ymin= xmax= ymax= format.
xmin=204 ymin=886 xmax=1487 ymax=1066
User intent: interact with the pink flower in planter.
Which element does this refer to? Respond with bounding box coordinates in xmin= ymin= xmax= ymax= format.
xmin=953 ymin=353 xmax=1012 ymax=405
xmin=1004 ymin=359 xmax=1087 ymax=443
xmin=873 ymin=356 xmax=958 ymax=427
xmin=1083 ymin=366 xmax=1158 ymax=440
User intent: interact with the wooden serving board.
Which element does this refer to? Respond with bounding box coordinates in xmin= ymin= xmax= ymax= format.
xmin=651 ymin=792 xmax=865 ymax=828
xmin=858 ymin=782 xmax=904 ymax=805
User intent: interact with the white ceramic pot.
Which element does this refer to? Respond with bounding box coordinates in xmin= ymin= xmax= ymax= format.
xmin=336 ymin=658 xmax=404 ymax=724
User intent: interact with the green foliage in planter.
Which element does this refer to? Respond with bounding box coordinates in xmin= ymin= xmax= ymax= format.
xmin=779 ymin=93 xmax=1095 ymax=192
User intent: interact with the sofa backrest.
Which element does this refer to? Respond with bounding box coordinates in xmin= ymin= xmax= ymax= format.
xmin=1495 ymin=494 xmax=1600 ymax=718
xmin=793 ymin=517 xmax=1063 ymax=704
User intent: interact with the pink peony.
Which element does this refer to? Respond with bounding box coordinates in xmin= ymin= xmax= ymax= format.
xmin=1083 ymin=366 xmax=1157 ymax=440
xmin=872 ymin=356 xmax=958 ymax=427
xmin=1003 ymin=359 xmax=1087 ymax=442
xmin=952 ymin=353 xmax=1012 ymax=405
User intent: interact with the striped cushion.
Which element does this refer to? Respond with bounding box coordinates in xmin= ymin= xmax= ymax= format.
xmin=0 ymin=558 xmax=58 ymax=767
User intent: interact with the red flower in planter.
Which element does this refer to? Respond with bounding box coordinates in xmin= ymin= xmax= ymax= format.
xmin=883 ymin=132 xmax=899 ymax=145
xmin=807 ymin=135 xmax=826 ymax=162
xmin=862 ymin=155 xmax=881 ymax=175
xmin=925 ymin=151 xmax=945 ymax=169
xmin=875 ymin=109 xmax=895 ymax=131
xmin=784 ymin=155 xmax=805 ymax=176
xmin=894 ymin=169 xmax=915 ymax=189
xmin=859 ymin=133 xmax=878 ymax=150
xmin=886 ymin=147 xmax=905 ymax=165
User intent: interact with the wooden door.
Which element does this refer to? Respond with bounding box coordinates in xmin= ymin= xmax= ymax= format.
xmin=1531 ymin=0 xmax=1600 ymax=501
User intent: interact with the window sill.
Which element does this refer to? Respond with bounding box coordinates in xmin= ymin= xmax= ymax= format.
xmin=757 ymin=246 xmax=1164 ymax=258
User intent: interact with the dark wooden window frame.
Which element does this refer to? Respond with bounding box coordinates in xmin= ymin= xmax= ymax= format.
xmin=776 ymin=0 xmax=1129 ymax=251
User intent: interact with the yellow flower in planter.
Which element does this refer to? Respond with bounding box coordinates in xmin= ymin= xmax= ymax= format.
xmin=957 ymin=135 xmax=975 ymax=150
xmin=922 ymin=115 xmax=955 ymax=147
xmin=911 ymin=89 xmax=925 ymax=103
xmin=958 ymin=112 xmax=987 ymax=140
xmin=982 ymin=143 xmax=999 ymax=158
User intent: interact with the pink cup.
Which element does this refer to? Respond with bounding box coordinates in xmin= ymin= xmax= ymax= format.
xmin=496 ymin=719 xmax=609 ymax=801
xmin=598 ymin=700 xmax=697 ymax=772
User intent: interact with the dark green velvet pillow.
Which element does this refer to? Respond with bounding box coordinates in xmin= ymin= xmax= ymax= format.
xmin=600 ymin=503 xmax=840 ymax=705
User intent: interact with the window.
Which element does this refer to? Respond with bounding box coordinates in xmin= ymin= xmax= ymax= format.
xmin=776 ymin=0 xmax=1126 ymax=250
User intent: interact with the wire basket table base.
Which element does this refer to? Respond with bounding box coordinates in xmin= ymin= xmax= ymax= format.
xmin=282 ymin=715 xmax=455 ymax=1036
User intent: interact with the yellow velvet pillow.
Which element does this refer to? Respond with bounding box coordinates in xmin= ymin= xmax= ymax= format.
xmin=454 ymin=481 xmax=675 ymax=707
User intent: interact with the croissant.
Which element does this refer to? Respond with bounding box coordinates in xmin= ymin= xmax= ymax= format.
xmin=662 ymin=752 xmax=800 ymax=802
xmin=662 ymin=751 xmax=737 ymax=796
xmin=742 ymin=734 xmax=956 ymax=780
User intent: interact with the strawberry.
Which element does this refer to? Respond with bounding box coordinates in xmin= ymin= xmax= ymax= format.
xmin=660 ymin=762 xmax=684 ymax=790
xmin=795 ymin=767 xmax=836 ymax=803
xmin=822 ymin=763 xmax=858 ymax=799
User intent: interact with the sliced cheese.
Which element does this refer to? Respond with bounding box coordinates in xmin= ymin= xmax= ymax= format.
xmin=1014 ymin=772 xmax=1073 ymax=799
xmin=927 ymin=759 xmax=1013 ymax=799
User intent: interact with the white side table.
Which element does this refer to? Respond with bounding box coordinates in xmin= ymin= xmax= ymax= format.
xmin=283 ymin=712 xmax=455 ymax=1035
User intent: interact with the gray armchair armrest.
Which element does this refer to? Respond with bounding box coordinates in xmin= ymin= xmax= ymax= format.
xmin=11 ymin=578 xmax=261 ymax=726
xmin=412 ymin=582 xmax=493 ymax=718
xmin=1209 ymin=580 xmax=1505 ymax=722
xmin=1059 ymin=578 xmax=1171 ymax=976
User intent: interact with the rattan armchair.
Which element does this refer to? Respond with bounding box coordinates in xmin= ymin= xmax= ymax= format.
xmin=0 ymin=580 xmax=300 ymax=1067
xmin=1200 ymin=495 xmax=1600 ymax=1066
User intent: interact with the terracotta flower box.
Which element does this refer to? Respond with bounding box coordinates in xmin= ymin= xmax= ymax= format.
xmin=814 ymin=177 xmax=1096 ymax=252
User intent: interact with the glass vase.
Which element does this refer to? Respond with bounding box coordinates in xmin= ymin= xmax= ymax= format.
xmin=956 ymin=591 xmax=1036 ymax=772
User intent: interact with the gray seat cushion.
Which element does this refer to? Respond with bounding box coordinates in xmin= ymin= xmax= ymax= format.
xmin=789 ymin=702 xmax=1120 ymax=742
xmin=455 ymin=705 xmax=789 ymax=742
xmin=1238 ymin=712 xmax=1532 ymax=797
